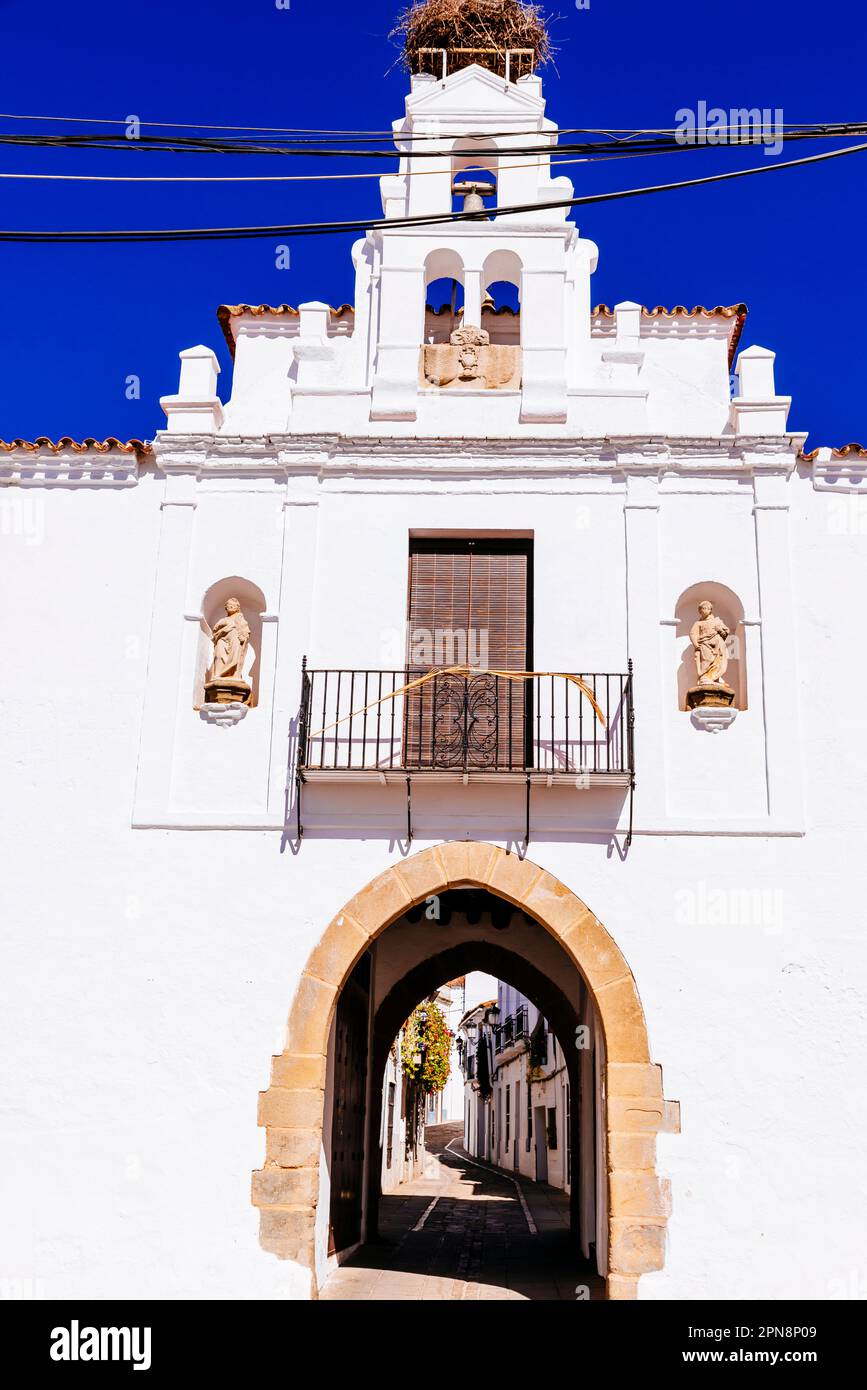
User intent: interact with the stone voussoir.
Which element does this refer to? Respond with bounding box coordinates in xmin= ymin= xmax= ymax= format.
xmin=520 ymin=869 xmax=591 ymax=935
xmin=609 ymin=1170 xmax=672 ymax=1220
xmin=391 ymin=846 xmax=448 ymax=904
xmin=606 ymin=1274 xmax=639 ymax=1300
xmin=346 ymin=865 xmax=413 ymax=936
xmin=265 ymin=1127 xmax=321 ymax=1169
xmin=258 ymin=1208 xmax=316 ymax=1262
xmin=607 ymin=1062 xmax=663 ymax=1098
xmin=608 ymin=1220 xmax=667 ymax=1275
xmin=560 ymin=913 xmax=628 ymax=991
xmin=304 ymin=910 xmax=370 ymax=989
xmin=594 ymin=976 xmax=652 ymax=1063
xmin=270 ymin=1052 xmax=327 ymax=1091
xmin=251 ymin=1166 xmax=319 ymax=1209
xmin=257 ymin=1086 xmax=325 ymax=1130
xmin=607 ymin=1131 xmax=658 ymax=1171
xmin=284 ymin=972 xmax=339 ymax=1057
xmin=485 ymin=850 xmax=544 ymax=907
xmin=608 ymin=1094 xmax=667 ymax=1133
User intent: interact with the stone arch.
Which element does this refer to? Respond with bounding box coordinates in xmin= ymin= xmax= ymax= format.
xmin=367 ymin=939 xmax=587 ymax=1243
xmin=253 ymin=842 xmax=677 ymax=1300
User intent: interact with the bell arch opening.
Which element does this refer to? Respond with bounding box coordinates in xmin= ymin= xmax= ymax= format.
xmin=254 ymin=843 xmax=677 ymax=1301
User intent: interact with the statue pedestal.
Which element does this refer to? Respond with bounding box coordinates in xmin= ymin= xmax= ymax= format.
xmin=686 ymin=682 xmax=736 ymax=711
xmin=203 ymin=677 xmax=251 ymax=707
xmin=690 ymin=706 xmax=737 ymax=734
xmin=199 ymin=701 xmax=249 ymax=728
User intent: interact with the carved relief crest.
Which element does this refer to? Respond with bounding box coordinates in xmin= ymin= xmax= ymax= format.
xmin=422 ymin=325 xmax=521 ymax=391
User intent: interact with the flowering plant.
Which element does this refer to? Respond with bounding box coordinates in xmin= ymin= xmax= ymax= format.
xmin=400 ymin=1002 xmax=452 ymax=1094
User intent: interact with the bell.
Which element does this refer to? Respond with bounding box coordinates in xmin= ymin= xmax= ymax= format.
xmin=452 ymin=179 xmax=496 ymax=215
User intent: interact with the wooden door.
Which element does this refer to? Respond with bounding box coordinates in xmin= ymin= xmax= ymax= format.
xmin=405 ymin=539 xmax=532 ymax=768
xmin=328 ymin=970 xmax=369 ymax=1255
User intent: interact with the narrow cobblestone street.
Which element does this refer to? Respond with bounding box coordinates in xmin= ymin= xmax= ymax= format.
xmin=319 ymin=1122 xmax=604 ymax=1301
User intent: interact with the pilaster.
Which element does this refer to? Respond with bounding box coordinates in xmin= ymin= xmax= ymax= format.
xmin=267 ymin=489 xmax=321 ymax=818
xmin=133 ymin=472 xmax=197 ymax=818
xmin=623 ymin=470 xmax=667 ymax=822
xmin=752 ymin=471 xmax=805 ymax=826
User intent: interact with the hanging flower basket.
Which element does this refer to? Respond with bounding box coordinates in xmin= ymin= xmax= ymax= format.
xmin=400 ymin=1002 xmax=453 ymax=1094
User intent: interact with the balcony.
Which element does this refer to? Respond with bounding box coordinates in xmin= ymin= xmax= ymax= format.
xmin=494 ymin=1010 xmax=528 ymax=1055
xmin=295 ymin=663 xmax=634 ymax=843
xmin=494 ymin=1016 xmax=514 ymax=1053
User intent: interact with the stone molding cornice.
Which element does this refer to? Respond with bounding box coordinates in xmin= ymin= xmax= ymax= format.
xmin=0 ymin=446 xmax=142 ymax=488
xmin=151 ymin=431 xmax=806 ymax=482
xmin=2 ymin=431 xmax=810 ymax=487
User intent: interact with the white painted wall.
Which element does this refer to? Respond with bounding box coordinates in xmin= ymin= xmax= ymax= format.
xmin=2 ymin=65 xmax=865 ymax=1306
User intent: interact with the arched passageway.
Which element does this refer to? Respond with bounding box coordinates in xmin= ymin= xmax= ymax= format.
xmin=253 ymin=843 xmax=678 ymax=1300
xmin=328 ymin=933 xmax=601 ymax=1301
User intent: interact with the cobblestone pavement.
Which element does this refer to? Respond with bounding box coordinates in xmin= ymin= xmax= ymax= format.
xmin=319 ymin=1122 xmax=605 ymax=1301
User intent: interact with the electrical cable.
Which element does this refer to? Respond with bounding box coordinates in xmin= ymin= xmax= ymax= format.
xmin=0 ymin=125 xmax=865 ymax=161
xmin=2 ymin=131 xmax=865 ymax=184
xmin=1 ymin=137 xmax=863 ymax=243
xmin=0 ymin=109 xmax=863 ymax=144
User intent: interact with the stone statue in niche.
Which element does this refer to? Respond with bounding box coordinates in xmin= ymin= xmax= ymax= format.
xmin=685 ymin=600 xmax=736 ymax=711
xmin=203 ymin=597 xmax=252 ymax=710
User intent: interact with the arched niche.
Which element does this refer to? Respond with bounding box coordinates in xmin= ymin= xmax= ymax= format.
xmin=193 ymin=576 xmax=267 ymax=709
xmin=675 ymin=580 xmax=747 ymax=711
xmin=424 ymin=248 xmax=465 ymax=344
xmin=483 ymin=248 xmax=523 ymax=346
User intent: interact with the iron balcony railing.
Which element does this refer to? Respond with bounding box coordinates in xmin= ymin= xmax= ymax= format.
xmin=297 ymin=663 xmax=634 ymax=779
xmin=495 ymin=1009 xmax=529 ymax=1054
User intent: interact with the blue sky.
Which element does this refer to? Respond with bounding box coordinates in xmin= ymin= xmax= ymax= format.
xmin=0 ymin=0 xmax=864 ymax=447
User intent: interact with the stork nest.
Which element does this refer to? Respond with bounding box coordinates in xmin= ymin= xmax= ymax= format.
xmin=392 ymin=0 xmax=553 ymax=78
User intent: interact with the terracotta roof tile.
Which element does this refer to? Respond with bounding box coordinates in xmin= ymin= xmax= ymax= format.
xmin=799 ymin=443 xmax=867 ymax=461
xmin=217 ymin=302 xmax=354 ymax=356
xmin=593 ymin=302 xmax=747 ymax=367
xmin=0 ymin=436 xmax=151 ymax=456
xmin=217 ymin=300 xmax=748 ymax=362
xmin=592 ymin=302 xmax=747 ymax=320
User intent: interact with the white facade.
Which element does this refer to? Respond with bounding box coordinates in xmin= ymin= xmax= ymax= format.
xmin=489 ymin=983 xmax=570 ymax=1193
xmin=2 ymin=60 xmax=867 ymax=1303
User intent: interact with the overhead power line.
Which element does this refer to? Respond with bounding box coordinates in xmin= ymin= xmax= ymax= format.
xmin=0 ymin=154 xmax=599 ymax=184
xmin=0 ymin=109 xmax=863 ymax=143
xmin=0 ymin=124 xmax=865 ymax=160
xmin=2 ymin=133 xmax=866 ymax=184
xmin=1 ymin=137 xmax=864 ymax=243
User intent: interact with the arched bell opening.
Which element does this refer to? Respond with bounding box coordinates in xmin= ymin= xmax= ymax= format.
xmin=483 ymin=249 xmax=523 ymax=346
xmin=424 ymin=248 xmax=465 ymax=344
xmin=451 ymin=138 xmax=498 ymax=217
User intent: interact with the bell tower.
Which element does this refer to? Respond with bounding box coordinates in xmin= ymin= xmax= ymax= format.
xmin=364 ymin=55 xmax=599 ymax=424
